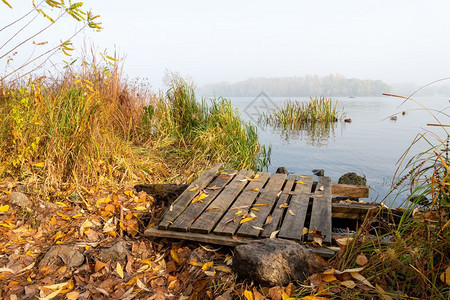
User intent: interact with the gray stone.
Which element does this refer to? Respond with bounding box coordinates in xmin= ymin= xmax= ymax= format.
xmin=39 ymin=245 xmax=85 ymax=269
xmin=98 ymin=241 xmax=129 ymax=262
xmin=233 ymin=239 xmax=326 ymax=286
xmin=275 ymin=167 xmax=289 ymax=174
xmin=10 ymin=192 xmax=32 ymax=208
xmin=338 ymin=172 xmax=367 ymax=186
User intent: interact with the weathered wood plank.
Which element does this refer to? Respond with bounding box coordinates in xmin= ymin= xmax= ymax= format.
xmin=331 ymin=183 xmax=369 ymax=198
xmin=169 ymin=170 xmax=236 ymax=232
xmin=308 ymin=176 xmax=332 ymax=244
xmin=213 ymin=172 xmax=271 ymax=236
xmin=158 ymin=164 xmax=222 ymax=230
xmin=277 ymin=175 xmax=314 ymax=240
xmin=190 ymin=170 xmax=254 ymax=234
xmin=237 ymin=173 xmax=287 ymax=238
xmin=261 ymin=175 xmax=297 ymax=238
xmin=144 ymin=226 xmax=336 ymax=257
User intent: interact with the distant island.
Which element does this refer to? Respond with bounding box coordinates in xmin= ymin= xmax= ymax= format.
xmin=198 ymin=74 xmax=391 ymax=97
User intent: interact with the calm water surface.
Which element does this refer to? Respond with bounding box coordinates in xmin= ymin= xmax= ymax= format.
xmin=226 ymin=96 xmax=449 ymax=206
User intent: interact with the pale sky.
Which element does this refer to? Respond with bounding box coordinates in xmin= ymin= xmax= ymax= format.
xmin=2 ymin=1 xmax=450 ymax=89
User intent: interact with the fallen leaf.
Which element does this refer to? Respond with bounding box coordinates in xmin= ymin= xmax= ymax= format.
xmin=251 ymin=207 xmax=260 ymax=211
xmin=253 ymin=203 xmax=268 ymax=207
xmin=288 ymin=209 xmax=295 ymax=216
xmin=124 ymin=190 xmax=134 ymax=198
xmin=375 ymin=284 xmax=393 ymax=300
xmin=356 ymin=253 xmax=368 ymax=266
xmin=297 ymin=180 xmax=306 ymax=184
xmin=170 ymin=249 xmax=181 ymax=265
xmin=350 ymin=272 xmax=374 ymax=288
xmin=0 ymin=204 xmax=9 ymax=213
xmin=116 ymin=262 xmax=124 ymax=279
xmin=252 ymin=226 xmax=264 ymax=231
xmin=335 ymin=237 xmax=353 ymax=246
xmin=270 ymin=230 xmax=280 ymax=239
xmin=318 ymin=185 xmax=324 ymax=191
xmin=302 ymin=227 xmax=309 ymax=236
xmin=265 ymin=215 xmax=273 ymax=225
xmin=323 ymin=274 xmax=337 ymax=282
xmin=340 ymin=280 xmax=356 ymax=288
xmin=66 ymin=291 xmax=80 ymax=300
xmin=279 ymin=203 xmax=289 ymax=209
xmin=202 ymin=261 xmax=214 ymax=271
xmin=192 ymin=192 xmax=208 ymax=204
xmin=235 ymin=210 xmax=243 ymax=216
xmin=240 ymin=217 xmax=256 ymax=224
xmin=315 ymin=195 xmax=324 ymax=198
xmin=136 ymin=279 xmax=151 ymax=291
xmin=33 ymin=162 xmax=45 ymax=168
xmin=95 ymin=260 xmax=108 ymax=272
xmin=215 ymin=265 xmax=232 ymax=273
xmin=189 ymin=185 xmax=199 ymax=192
xmin=251 ymin=188 xmax=260 ymax=192
xmin=244 ymin=290 xmax=254 ymax=300
xmin=440 ymin=267 xmax=450 ymax=285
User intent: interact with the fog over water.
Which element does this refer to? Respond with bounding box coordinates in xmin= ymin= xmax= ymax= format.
xmin=2 ymin=1 xmax=450 ymax=90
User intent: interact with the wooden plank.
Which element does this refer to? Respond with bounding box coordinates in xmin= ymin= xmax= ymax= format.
xmin=144 ymin=226 xmax=336 ymax=257
xmin=332 ymin=202 xmax=377 ymax=219
xmin=277 ymin=175 xmax=314 ymax=240
xmin=190 ymin=170 xmax=254 ymax=234
xmin=331 ymin=183 xmax=369 ymax=198
xmin=237 ymin=173 xmax=287 ymax=238
xmin=308 ymin=176 xmax=332 ymax=244
xmin=169 ymin=170 xmax=236 ymax=232
xmin=261 ymin=175 xmax=297 ymax=238
xmin=158 ymin=164 xmax=222 ymax=230
xmin=213 ymin=172 xmax=271 ymax=236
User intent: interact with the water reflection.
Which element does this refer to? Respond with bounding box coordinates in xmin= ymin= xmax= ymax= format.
xmin=258 ymin=119 xmax=343 ymax=147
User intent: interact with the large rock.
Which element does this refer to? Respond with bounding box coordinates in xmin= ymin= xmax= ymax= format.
xmin=39 ymin=245 xmax=85 ymax=269
xmin=233 ymin=239 xmax=326 ymax=286
xmin=10 ymin=192 xmax=32 ymax=208
xmin=338 ymin=172 xmax=366 ymax=186
xmin=98 ymin=241 xmax=129 ymax=262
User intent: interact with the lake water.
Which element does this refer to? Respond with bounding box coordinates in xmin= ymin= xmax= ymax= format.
xmin=225 ymin=95 xmax=449 ymax=206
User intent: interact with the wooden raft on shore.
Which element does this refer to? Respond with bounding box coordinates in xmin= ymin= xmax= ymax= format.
xmin=144 ymin=164 xmax=373 ymax=257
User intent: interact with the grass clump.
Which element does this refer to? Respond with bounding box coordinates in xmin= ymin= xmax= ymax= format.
xmin=0 ymin=61 xmax=269 ymax=188
xmin=259 ymin=96 xmax=344 ymax=130
xmin=152 ymin=75 xmax=270 ymax=171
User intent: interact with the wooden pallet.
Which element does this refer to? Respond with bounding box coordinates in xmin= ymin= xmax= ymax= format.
xmin=144 ymin=164 xmax=371 ymax=257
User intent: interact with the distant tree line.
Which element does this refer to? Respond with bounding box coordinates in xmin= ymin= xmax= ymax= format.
xmin=199 ymin=74 xmax=391 ymax=97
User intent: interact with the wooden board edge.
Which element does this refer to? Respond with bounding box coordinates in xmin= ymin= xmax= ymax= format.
xmin=144 ymin=226 xmax=336 ymax=257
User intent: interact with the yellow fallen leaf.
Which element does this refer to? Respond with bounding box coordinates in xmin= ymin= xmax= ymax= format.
xmin=116 ymin=262 xmax=124 ymax=279
xmin=202 ymin=261 xmax=214 ymax=271
xmin=170 ymin=249 xmax=181 ymax=265
xmin=192 ymin=193 xmax=208 ymax=204
xmin=206 ymin=206 xmax=219 ymax=212
xmin=244 ymin=290 xmax=254 ymax=300
xmin=288 ymin=209 xmax=295 ymax=216
xmin=440 ymin=267 xmax=450 ymax=285
xmin=265 ymin=215 xmax=273 ymax=225
xmin=55 ymin=201 xmax=67 ymax=207
xmin=302 ymin=227 xmax=309 ymax=236
xmin=219 ymin=171 xmax=229 ymax=175
xmin=251 ymin=188 xmax=260 ymax=192
xmin=189 ymin=185 xmax=199 ymax=192
xmin=33 ymin=162 xmax=45 ymax=168
xmin=53 ymin=231 xmax=65 ymax=242
xmin=297 ymin=180 xmax=306 ymax=184
xmin=189 ymin=260 xmax=203 ymax=267
xmin=42 ymin=281 xmax=69 ymax=290
xmin=0 ymin=205 xmax=9 ymax=213
xmin=251 ymin=207 xmax=260 ymax=211
xmin=134 ymin=205 xmax=148 ymax=211
xmin=240 ymin=216 xmax=256 ymax=224
xmin=279 ymin=203 xmax=289 ymax=209
xmin=335 ymin=237 xmax=353 ymax=246
xmin=253 ymin=203 xmax=269 ymax=207
xmin=56 ymin=212 xmax=71 ymax=221
xmin=215 ymin=265 xmax=232 ymax=273
xmin=124 ymin=190 xmax=134 ymax=198
xmin=38 ymin=287 xmax=65 ymax=300
xmin=71 ymin=213 xmax=82 ymax=219
xmin=235 ymin=210 xmax=243 ymax=216
xmin=323 ymin=274 xmax=337 ymax=282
